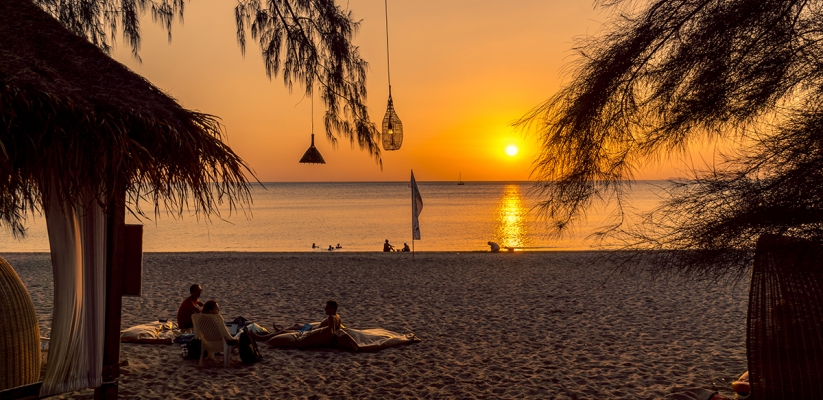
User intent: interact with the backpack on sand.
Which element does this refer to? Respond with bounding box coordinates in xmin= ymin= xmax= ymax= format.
xmin=238 ymin=331 xmax=262 ymax=364
xmin=183 ymin=338 xmax=201 ymax=360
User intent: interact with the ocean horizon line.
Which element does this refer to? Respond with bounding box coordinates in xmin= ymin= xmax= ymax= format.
xmin=0 ymin=248 xmax=615 ymax=254
xmin=254 ymin=179 xmax=674 ymax=184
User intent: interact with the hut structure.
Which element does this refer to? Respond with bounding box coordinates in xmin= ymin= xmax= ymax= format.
xmin=0 ymin=0 xmax=252 ymax=398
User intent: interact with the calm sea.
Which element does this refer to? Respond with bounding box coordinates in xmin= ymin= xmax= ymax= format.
xmin=0 ymin=181 xmax=669 ymax=252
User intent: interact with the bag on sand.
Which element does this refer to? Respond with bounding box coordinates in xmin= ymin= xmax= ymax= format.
xmin=182 ymin=338 xmax=201 ymax=359
xmin=232 ymin=316 xmax=250 ymax=330
xmin=238 ymin=331 xmax=262 ymax=364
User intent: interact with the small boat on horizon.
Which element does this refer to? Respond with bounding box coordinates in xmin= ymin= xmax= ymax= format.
xmin=457 ymin=172 xmax=465 ymax=185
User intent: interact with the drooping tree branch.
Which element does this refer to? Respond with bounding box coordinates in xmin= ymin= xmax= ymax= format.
xmin=517 ymin=0 xmax=823 ymax=279
xmin=35 ymin=0 xmax=382 ymax=164
xmin=235 ymin=0 xmax=381 ymax=164
xmin=35 ymin=0 xmax=184 ymax=62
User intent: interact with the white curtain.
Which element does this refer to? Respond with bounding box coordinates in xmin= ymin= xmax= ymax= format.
xmin=40 ymin=187 xmax=107 ymax=396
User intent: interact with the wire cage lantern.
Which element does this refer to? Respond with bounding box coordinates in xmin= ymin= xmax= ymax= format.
xmin=382 ymin=93 xmax=403 ymax=151
xmin=381 ymin=0 xmax=403 ymax=151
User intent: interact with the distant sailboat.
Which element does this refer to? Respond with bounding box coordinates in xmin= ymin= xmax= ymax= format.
xmin=457 ymin=173 xmax=465 ymax=185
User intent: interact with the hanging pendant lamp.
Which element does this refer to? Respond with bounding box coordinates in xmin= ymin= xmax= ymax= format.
xmin=382 ymin=90 xmax=403 ymax=151
xmin=381 ymin=0 xmax=403 ymax=151
xmin=299 ymin=133 xmax=325 ymax=164
xmin=299 ymin=95 xmax=326 ymax=164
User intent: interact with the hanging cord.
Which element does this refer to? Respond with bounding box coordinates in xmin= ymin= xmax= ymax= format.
xmin=384 ymin=0 xmax=392 ymax=96
xmin=311 ymin=93 xmax=314 ymax=139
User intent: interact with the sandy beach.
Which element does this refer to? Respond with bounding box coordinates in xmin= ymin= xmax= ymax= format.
xmin=8 ymin=251 xmax=748 ymax=399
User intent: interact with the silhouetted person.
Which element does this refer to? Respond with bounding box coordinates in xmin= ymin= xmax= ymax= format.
xmin=383 ymin=239 xmax=394 ymax=252
xmin=402 ymin=243 xmax=410 ymax=252
xmin=488 ymin=241 xmax=501 ymax=252
xmin=177 ymin=284 xmax=203 ymax=332
xmin=336 ymin=243 xmax=342 ymax=249
xmin=248 ymin=300 xmax=342 ymax=342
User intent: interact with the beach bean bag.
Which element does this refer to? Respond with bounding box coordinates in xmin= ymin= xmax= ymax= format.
xmin=667 ymin=389 xmax=729 ymax=400
xmin=266 ymin=326 xmax=335 ymax=348
xmin=334 ymin=328 xmax=419 ymax=352
xmin=266 ymin=326 xmax=419 ymax=351
xmin=731 ymin=371 xmax=749 ymax=397
xmin=120 ymin=321 xmax=177 ymax=344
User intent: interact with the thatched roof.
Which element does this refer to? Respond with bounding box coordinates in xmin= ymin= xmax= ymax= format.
xmin=0 ymin=0 xmax=253 ymax=235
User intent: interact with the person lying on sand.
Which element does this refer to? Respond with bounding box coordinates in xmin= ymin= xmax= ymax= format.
xmin=248 ymin=300 xmax=341 ymax=342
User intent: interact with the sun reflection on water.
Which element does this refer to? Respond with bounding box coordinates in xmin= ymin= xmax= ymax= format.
xmin=495 ymin=185 xmax=528 ymax=249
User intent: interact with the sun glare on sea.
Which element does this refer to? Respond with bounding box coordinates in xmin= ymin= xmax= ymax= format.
xmin=505 ymin=145 xmax=519 ymax=157
xmin=495 ymin=185 xmax=528 ymax=248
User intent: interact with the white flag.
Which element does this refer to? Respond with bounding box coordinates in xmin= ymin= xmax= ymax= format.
xmin=411 ymin=170 xmax=423 ymax=240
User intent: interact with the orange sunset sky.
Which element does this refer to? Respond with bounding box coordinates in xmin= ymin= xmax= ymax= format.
xmin=111 ymin=0 xmax=687 ymax=182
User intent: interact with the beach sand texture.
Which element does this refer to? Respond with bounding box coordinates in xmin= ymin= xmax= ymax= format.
xmin=8 ymin=252 xmax=748 ymax=399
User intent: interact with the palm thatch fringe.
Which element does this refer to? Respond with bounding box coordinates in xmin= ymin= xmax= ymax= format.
xmin=0 ymin=0 xmax=254 ymax=236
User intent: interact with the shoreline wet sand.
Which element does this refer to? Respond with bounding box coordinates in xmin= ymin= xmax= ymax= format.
xmin=8 ymin=251 xmax=748 ymax=399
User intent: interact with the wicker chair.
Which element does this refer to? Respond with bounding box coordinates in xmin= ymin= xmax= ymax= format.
xmin=747 ymin=234 xmax=823 ymax=398
xmin=0 ymin=257 xmax=41 ymax=390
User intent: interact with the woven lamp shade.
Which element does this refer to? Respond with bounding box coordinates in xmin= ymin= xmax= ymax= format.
xmin=381 ymin=95 xmax=403 ymax=151
xmin=0 ymin=257 xmax=40 ymax=390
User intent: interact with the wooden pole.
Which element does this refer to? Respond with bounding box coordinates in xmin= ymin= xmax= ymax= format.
xmin=94 ymin=187 xmax=125 ymax=400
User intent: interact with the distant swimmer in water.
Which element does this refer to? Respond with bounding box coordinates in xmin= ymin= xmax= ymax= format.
xmin=488 ymin=241 xmax=500 ymax=252
xmin=383 ymin=239 xmax=394 ymax=252
xmin=312 ymin=243 xmax=318 ymax=249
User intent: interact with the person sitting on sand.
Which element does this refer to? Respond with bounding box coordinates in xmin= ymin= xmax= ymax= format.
xmin=383 ymin=239 xmax=394 ymax=252
xmin=177 ymin=284 xmax=203 ymax=332
xmin=335 ymin=243 xmax=342 ymax=249
xmin=402 ymin=243 xmax=410 ymax=252
xmin=318 ymin=300 xmax=342 ymax=333
xmin=312 ymin=243 xmax=318 ymax=249
xmin=328 ymin=245 xmax=334 ymax=251
xmin=247 ymin=300 xmax=342 ymax=342
xmin=488 ymin=241 xmax=500 ymax=252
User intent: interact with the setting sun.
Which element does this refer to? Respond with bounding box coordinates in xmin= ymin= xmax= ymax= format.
xmin=505 ymin=145 xmax=519 ymax=157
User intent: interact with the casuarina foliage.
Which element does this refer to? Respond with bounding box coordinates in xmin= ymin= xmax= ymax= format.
xmin=517 ymin=0 xmax=823 ymax=280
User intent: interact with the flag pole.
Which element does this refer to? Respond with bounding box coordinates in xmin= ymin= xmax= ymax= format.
xmin=411 ymin=169 xmax=423 ymax=260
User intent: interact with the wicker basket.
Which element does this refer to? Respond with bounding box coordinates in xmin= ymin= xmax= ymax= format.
xmin=747 ymin=234 xmax=823 ymax=399
xmin=0 ymin=257 xmax=41 ymax=390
